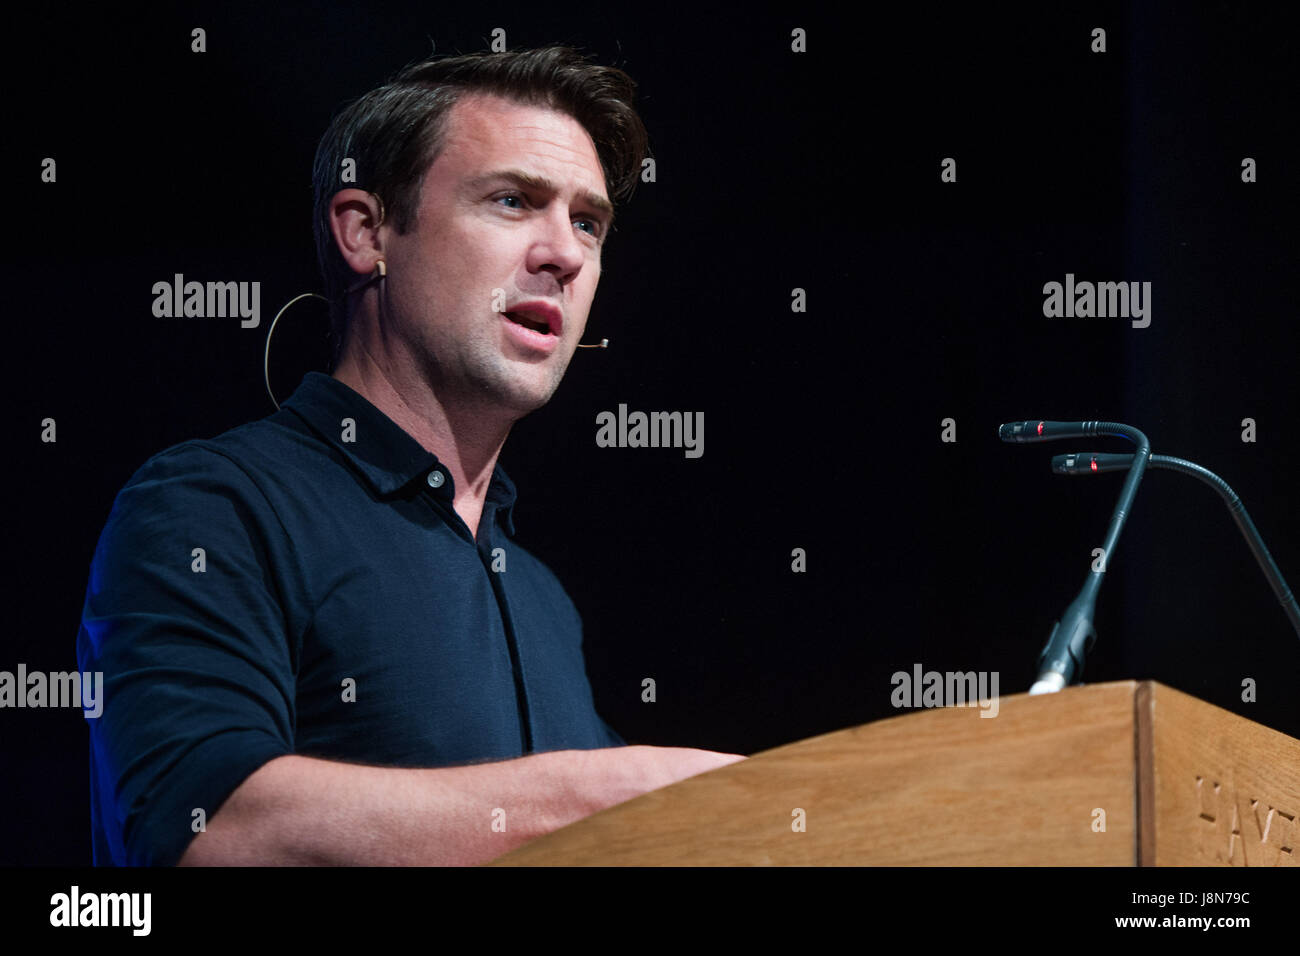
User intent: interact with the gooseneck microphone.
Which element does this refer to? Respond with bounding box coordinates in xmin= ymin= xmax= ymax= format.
xmin=998 ymin=421 xmax=1151 ymax=694
xmin=1052 ymin=452 xmax=1300 ymax=641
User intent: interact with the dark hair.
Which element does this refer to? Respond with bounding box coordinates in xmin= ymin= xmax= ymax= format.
xmin=311 ymin=46 xmax=648 ymax=370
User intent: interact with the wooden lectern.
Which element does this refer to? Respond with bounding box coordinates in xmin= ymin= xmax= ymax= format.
xmin=492 ymin=681 xmax=1299 ymax=866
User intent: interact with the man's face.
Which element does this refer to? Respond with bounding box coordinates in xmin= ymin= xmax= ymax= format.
xmin=381 ymin=92 xmax=612 ymax=416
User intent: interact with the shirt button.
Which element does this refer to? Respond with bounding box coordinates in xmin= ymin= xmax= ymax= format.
xmin=427 ymin=470 xmax=446 ymax=489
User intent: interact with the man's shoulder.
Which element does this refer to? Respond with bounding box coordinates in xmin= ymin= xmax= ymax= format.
xmin=118 ymin=411 xmax=315 ymax=500
xmin=95 ymin=413 xmax=319 ymax=557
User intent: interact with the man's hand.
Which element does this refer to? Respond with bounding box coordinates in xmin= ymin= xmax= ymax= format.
xmin=178 ymin=745 xmax=747 ymax=867
xmin=613 ymin=745 xmax=747 ymax=802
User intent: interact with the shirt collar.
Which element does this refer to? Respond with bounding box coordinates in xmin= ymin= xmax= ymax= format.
xmin=279 ymin=372 xmax=517 ymax=536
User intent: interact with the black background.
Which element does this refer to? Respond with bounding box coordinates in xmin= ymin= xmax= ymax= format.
xmin=5 ymin=0 xmax=1298 ymax=867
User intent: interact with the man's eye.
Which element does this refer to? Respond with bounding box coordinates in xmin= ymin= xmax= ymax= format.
xmin=575 ymin=219 xmax=598 ymax=236
xmin=496 ymin=194 xmax=525 ymax=209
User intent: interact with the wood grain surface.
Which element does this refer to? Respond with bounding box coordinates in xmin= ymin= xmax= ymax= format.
xmin=493 ymin=680 xmax=1144 ymax=865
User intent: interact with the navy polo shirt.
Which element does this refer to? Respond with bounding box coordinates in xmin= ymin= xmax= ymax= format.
xmin=77 ymin=371 xmax=623 ymax=866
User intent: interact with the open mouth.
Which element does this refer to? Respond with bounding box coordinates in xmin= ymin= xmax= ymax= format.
xmin=504 ymin=311 xmax=554 ymax=335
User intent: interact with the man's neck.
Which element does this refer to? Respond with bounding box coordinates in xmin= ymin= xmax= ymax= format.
xmin=331 ymin=353 xmax=511 ymax=542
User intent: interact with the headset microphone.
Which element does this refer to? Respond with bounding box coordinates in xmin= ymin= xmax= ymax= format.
xmin=266 ymin=257 xmax=610 ymax=410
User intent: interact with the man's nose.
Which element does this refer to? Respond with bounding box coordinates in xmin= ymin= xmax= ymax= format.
xmin=528 ymin=207 xmax=587 ymax=283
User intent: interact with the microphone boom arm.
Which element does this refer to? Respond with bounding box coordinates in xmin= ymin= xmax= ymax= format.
xmin=999 ymin=421 xmax=1152 ymax=693
xmin=1053 ymin=452 xmax=1300 ymax=641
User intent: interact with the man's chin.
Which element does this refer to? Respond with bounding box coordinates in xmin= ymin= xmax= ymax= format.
xmin=483 ymin=374 xmax=564 ymax=418
xmin=504 ymin=359 xmax=573 ymax=411
xmin=445 ymin=350 xmax=573 ymax=418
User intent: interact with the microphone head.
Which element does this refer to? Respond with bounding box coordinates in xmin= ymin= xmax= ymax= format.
xmin=999 ymin=420 xmax=1095 ymax=443
xmin=1052 ymin=452 xmax=1133 ymax=475
xmin=998 ymin=420 xmax=1042 ymax=442
xmin=1051 ymin=453 xmax=1078 ymax=474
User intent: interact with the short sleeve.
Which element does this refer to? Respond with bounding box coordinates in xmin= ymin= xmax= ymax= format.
xmin=77 ymin=442 xmax=298 ymax=866
xmin=601 ymin=718 xmax=626 ymax=747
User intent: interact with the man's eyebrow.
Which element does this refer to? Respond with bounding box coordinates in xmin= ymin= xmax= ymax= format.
xmin=467 ymin=169 xmax=615 ymax=225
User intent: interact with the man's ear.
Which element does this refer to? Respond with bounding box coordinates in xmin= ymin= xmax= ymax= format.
xmin=329 ymin=189 xmax=387 ymax=278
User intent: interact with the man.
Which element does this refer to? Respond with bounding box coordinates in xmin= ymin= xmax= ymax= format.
xmin=77 ymin=46 xmax=743 ymax=867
